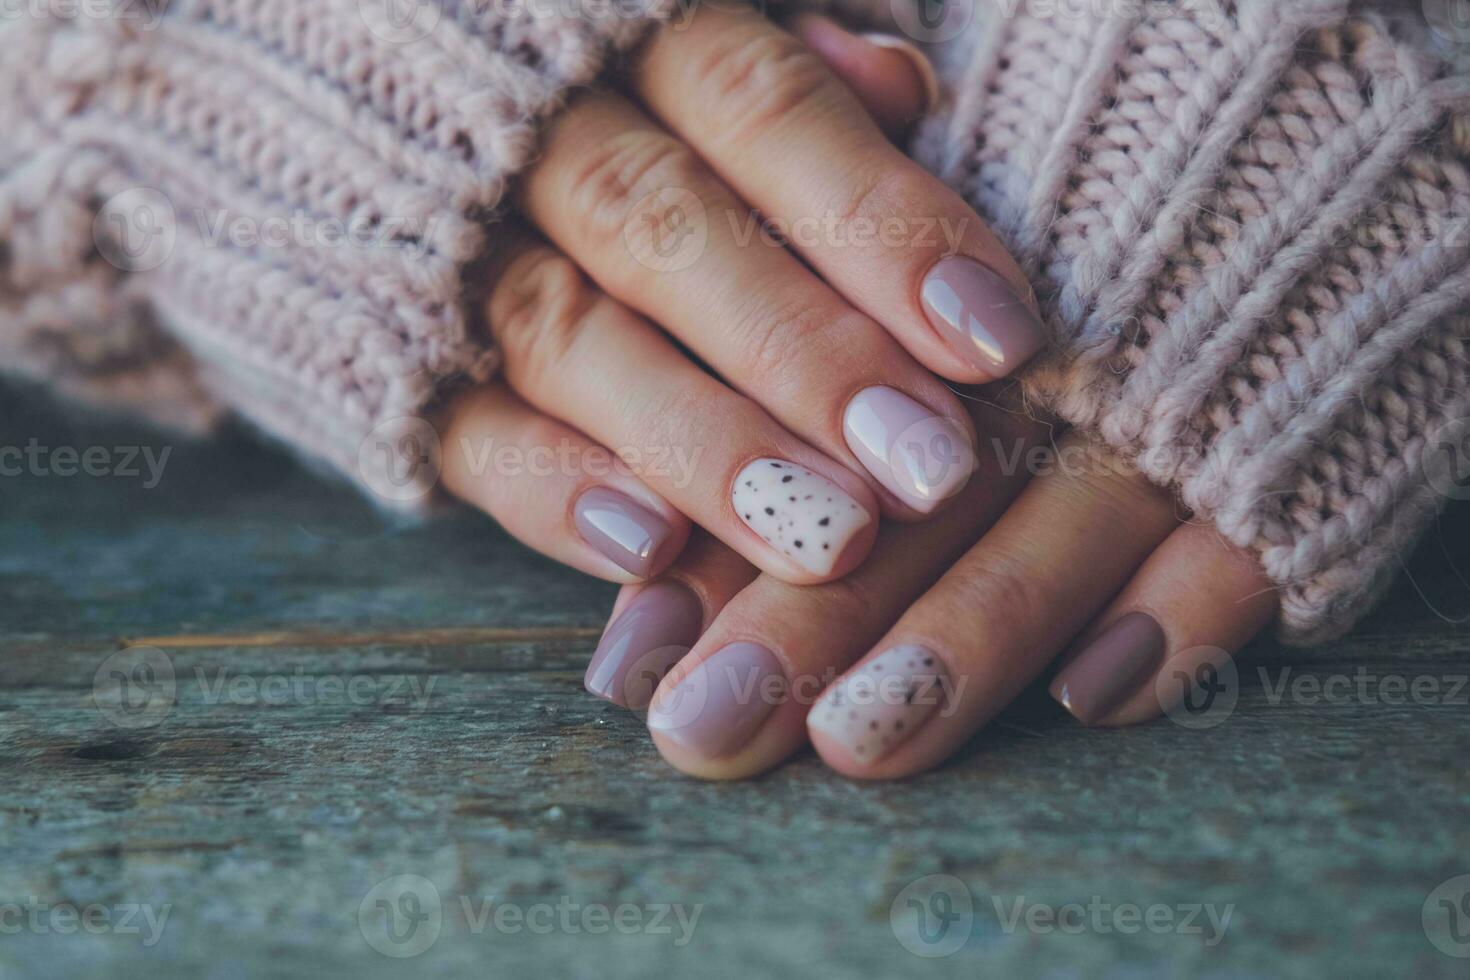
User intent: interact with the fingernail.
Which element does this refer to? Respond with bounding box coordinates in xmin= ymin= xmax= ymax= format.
xmin=1049 ymin=612 xmax=1167 ymax=725
xmin=844 ymin=387 xmax=976 ymax=513
xmin=921 ymin=256 xmax=1045 ymax=378
xmin=859 ymin=33 xmax=941 ymax=114
xmin=585 ymin=581 xmax=703 ymax=709
xmin=732 ymin=459 xmax=872 ymax=576
xmin=574 ymin=487 xmax=674 ymax=578
xmin=647 ymin=642 xmax=786 ymax=758
xmin=808 ymin=645 xmax=949 ymax=762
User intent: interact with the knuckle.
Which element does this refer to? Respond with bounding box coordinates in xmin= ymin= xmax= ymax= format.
xmin=569 ymin=130 xmax=707 ymax=251
xmin=828 ymin=166 xmax=929 ymax=248
xmin=808 ymin=573 xmax=884 ymax=628
xmin=628 ymin=375 xmax=769 ymax=485
xmin=696 ymin=30 xmax=836 ymax=141
xmin=631 ymin=375 xmax=719 ymax=461
xmin=933 ymin=549 xmax=1049 ymax=648
xmin=735 ymin=296 xmax=851 ymax=399
xmin=488 ymin=248 xmax=601 ymax=386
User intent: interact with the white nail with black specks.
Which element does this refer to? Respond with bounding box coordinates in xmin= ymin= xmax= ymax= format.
xmin=732 ymin=459 xmax=871 ymax=575
xmin=808 ymin=645 xmax=947 ymax=761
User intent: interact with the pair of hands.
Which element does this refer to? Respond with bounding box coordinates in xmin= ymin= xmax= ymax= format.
xmin=436 ymin=7 xmax=1279 ymax=779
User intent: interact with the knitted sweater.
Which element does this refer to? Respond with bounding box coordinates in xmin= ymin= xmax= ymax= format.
xmin=3 ymin=0 xmax=1467 ymax=643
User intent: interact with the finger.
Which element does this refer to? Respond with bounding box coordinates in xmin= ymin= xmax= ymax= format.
xmin=643 ymin=405 xmax=1050 ymax=778
xmin=806 ymin=437 xmax=1182 ymax=779
xmin=486 ymin=237 xmax=881 ymax=584
xmin=1049 ymin=521 xmax=1279 ymax=727
xmin=518 ymin=93 xmax=979 ymax=519
xmin=633 ymin=7 xmax=1045 ymax=383
xmin=787 ymin=14 xmax=937 ymax=140
xmin=439 ymin=385 xmax=690 ymax=583
xmin=586 ymin=531 xmax=759 ymax=709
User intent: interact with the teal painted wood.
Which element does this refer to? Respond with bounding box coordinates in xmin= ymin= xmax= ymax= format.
xmin=1 ymin=386 xmax=1468 ymax=979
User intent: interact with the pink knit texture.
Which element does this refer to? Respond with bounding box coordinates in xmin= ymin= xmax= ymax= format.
xmin=910 ymin=0 xmax=1470 ymax=642
xmin=0 ymin=0 xmax=667 ymax=499
xmin=2 ymin=0 xmax=1467 ymax=642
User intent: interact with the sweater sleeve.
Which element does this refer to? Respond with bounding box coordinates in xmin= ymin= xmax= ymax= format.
xmin=0 ymin=0 xmax=668 ymax=503
xmin=5 ymin=1 xmax=1467 ymax=644
xmin=910 ymin=0 xmax=1470 ymax=643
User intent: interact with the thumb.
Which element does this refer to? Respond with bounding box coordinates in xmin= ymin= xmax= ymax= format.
xmin=788 ymin=13 xmax=940 ymax=142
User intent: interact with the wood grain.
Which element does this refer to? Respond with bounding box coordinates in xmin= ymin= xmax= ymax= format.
xmin=1 ymin=386 xmax=1466 ymax=979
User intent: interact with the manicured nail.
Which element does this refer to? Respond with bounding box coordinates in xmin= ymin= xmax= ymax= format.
xmin=585 ymin=581 xmax=703 ymax=709
xmin=574 ymin=487 xmax=674 ymax=578
xmin=1049 ymin=612 xmax=1167 ymax=725
xmin=808 ymin=645 xmax=949 ymax=762
xmin=844 ymin=387 xmax=976 ymax=513
xmin=647 ymin=642 xmax=785 ymax=758
xmin=732 ymin=459 xmax=872 ymax=576
xmin=920 ymin=256 xmax=1045 ymax=377
xmin=860 ymin=33 xmax=941 ymax=113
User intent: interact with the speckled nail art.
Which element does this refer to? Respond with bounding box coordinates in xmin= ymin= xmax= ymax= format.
xmin=807 ymin=645 xmax=948 ymax=761
xmin=732 ymin=459 xmax=871 ymax=575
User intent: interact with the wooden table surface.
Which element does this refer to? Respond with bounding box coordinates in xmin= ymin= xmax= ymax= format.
xmin=2 ymin=386 xmax=1468 ymax=979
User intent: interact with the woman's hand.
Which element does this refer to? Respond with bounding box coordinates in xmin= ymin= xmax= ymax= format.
xmin=594 ymin=397 xmax=1279 ymax=779
xmin=436 ymin=6 xmax=1045 ymax=587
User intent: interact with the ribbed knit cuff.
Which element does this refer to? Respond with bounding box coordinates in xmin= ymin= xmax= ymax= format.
xmin=1 ymin=0 xmax=670 ymax=508
xmin=914 ymin=0 xmax=1470 ymax=643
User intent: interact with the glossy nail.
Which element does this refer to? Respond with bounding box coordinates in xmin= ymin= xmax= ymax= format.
xmin=1050 ymin=612 xmax=1167 ymax=724
xmin=574 ymin=487 xmax=674 ymax=578
xmin=921 ymin=256 xmax=1045 ymax=378
xmin=844 ymin=387 xmax=976 ymax=513
xmin=808 ymin=645 xmax=949 ymax=762
xmin=732 ymin=459 xmax=872 ymax=576
xmin=647 ymin=642 xmax=785 ymax=758
xmin=585 ymin=581 xmax=703 ymax=709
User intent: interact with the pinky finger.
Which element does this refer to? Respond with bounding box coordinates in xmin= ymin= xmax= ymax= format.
xmin=439 ymin=385 xmax=691 ymax=584
xmin=1048 ymin=521 xmax=1280 ymax=727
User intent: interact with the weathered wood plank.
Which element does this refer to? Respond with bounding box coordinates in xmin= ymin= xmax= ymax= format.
xmin=1 ymin=385 xmax=1467 ymax=979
